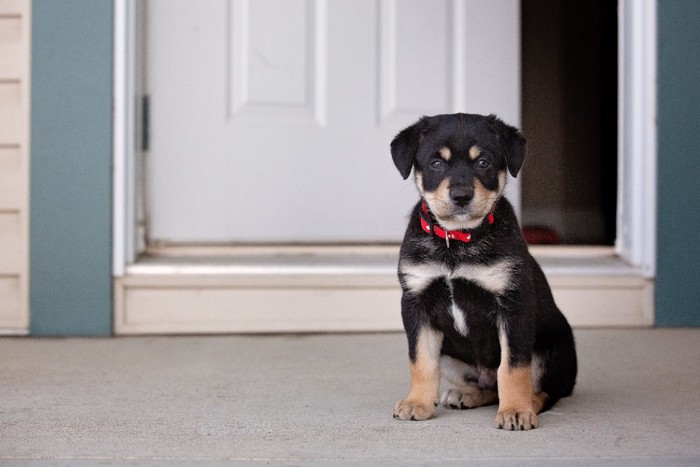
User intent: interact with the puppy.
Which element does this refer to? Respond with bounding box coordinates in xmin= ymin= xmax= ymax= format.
xmin=390 ymin=113 xmax=577 ymax=430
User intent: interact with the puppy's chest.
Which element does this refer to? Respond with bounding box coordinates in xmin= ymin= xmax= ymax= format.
xmin=399 ymin=258 xmax=515 ymax=337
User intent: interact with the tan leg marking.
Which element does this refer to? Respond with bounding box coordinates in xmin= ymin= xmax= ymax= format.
xmin=496 ymin=365 xmax=537 ymax=429
xmin=394 ymin=327 xmax=443 ymax=421
xmin=532 ymin=391 xmax=549 ymax=414
xmin=494 ymin=326 xmax=538 ymax=430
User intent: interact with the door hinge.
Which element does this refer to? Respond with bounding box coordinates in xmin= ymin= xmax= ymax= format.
xmin=141 ymin=95 xmax=150 ymax=152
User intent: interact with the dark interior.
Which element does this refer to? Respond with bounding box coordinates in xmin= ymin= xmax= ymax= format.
xmin=521 ymin=0 xmax=618 ymax=245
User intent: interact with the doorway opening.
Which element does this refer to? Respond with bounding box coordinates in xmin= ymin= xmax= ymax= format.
xmin=521 ymin=0 xmax=618 ymax=245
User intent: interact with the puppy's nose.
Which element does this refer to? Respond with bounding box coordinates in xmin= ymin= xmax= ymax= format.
xmin=450 ymin=187 xmax=473 ymax=207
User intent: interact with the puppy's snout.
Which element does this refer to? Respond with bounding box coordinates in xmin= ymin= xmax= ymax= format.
xmin=450 ymin=186 xmax=474 ymax=207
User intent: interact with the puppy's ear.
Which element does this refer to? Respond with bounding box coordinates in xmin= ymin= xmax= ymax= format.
xmin=391 ymin=117 xmax=427 ymax=180
xmin=487 ymin=114 xmax=527 ymax=178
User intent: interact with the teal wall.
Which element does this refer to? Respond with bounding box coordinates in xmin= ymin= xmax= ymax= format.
xmin=30 ymin=0 xmax=113 ymax=335
xmin=656 ymin=0 xmax=700 ymax=326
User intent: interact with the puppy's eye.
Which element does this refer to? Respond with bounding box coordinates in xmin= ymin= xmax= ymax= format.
xmin=430 ymin=159 xmax=446 ymax=170
xmin=475 ymin=158 xmax=490 ymax=169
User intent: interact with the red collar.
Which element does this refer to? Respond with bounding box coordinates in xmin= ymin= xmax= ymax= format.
xmin=420 ymin=200 xmax=495 ymax=247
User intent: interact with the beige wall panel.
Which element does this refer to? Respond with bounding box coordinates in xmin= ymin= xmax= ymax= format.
xmin=0 ymin=212 xmax=20 ymax=273
xmin=0 ymin=82 xmax=21 ymax=142
xmin=0 ymin=146 xmax=22 ymax=209
xmin=0 ymin=16 xmax=22 ymax=77
xmin=0 ymin=0 xmax=24 ymax=15
xmin=0 ymin=276 xmax=21 ymax=326
xmin=0 ymin=0 xmax=28 ymax=333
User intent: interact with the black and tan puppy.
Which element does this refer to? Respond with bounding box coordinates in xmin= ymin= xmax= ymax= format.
xmin=391 ymin=113 xmax=576 ymax=430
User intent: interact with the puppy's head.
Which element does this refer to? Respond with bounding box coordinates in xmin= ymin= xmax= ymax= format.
xmin=391 ymin=113 xmax=526 ymax=230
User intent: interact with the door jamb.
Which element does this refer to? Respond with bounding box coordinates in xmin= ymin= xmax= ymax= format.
xmin=616 ymin=0 xmax=657 ymax=277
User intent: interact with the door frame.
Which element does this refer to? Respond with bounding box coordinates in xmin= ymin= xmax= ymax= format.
xmin=112 ymin=0 xmax=657 ymax=332
xmin=617 ymin=0 xmax=657 ymax=278
xmin=113 ymin=0 xmax=137 ymax=277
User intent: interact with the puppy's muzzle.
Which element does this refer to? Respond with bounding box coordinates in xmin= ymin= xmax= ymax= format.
xmin=450 ymin=186 xmax=474 ymax=207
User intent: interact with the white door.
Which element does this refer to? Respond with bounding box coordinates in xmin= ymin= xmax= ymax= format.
xmin=145 ymin=0 xmax=520 ymax=244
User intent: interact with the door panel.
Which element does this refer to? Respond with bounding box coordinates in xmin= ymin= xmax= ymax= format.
xmin=229 ymin=0 xmax=325 ymax=124
xmin=380 ymin=0 xmax=453 ymax=120
xmin=146 ymin=0 xmax=519 ymax=243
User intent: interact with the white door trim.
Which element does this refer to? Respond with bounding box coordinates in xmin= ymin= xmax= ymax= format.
xmin=617 ymin=0 xmax=657 ymax=278
xmin=113 ymin=0 xmax=136 ymax=277
xmin=112 ymin=0 xmax=135 ymax=276
xmin=114 ymin=0 xmax=148 ymax=276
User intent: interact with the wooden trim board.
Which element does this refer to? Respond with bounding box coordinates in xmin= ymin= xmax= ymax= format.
xmin=115 ymin=252 xmax=653 ymax=334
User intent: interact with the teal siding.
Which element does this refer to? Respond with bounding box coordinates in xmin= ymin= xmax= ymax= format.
xmin=656 ymin=0 xmax=700 ymax=326
xmin=30 ymin=1 xmax=113 ymax=335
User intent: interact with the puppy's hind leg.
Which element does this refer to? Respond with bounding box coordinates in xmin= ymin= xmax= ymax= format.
xmin=439 ymin=356 xmax=498 ymax=410
xmin=532 ymin=391 xmax=550 ymax=414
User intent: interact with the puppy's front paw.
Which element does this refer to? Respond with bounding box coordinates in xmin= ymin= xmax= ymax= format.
xmin=494 ymin=409 xmax=538 ymax=431
xmin=393 ymin=399 xmax=435 ymax=421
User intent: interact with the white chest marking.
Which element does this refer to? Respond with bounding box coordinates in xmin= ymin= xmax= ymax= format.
xmin=449 ymin=302 xmax=469 ymax=336
xmin=400 ymin=262 xmax=449 ymax=295
xmin=452 ymin=260 xmax=514 ymax=295
xmin=447 ymin=280 xmax=468 ymax=336
xmin=400 ymin=259 xmax=514 ymax=296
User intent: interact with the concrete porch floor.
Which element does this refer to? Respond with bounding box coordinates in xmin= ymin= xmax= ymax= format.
xmin=1 ymin=329 xmax=699 ymax=466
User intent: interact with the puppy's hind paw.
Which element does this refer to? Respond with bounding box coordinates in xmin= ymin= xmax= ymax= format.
xmin=393 ymin=399 xmax=435 ymax=421
xmin=494 ymin=409 xmax=538 ymax=431
xmin=440 ymin=389 xmax=478 ymax=409
xmin=440 ymin=387 xmax=498 ymax=410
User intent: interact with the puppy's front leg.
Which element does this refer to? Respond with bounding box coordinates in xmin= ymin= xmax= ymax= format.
xmin=393 ymin=325 xmax=443 ymax=421
xmin=495 ymin=320 xmax=537 ymax=430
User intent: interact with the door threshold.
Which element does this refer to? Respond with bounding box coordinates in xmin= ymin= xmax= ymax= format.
xmin=129 ymin=245 xmax=644 ymax=276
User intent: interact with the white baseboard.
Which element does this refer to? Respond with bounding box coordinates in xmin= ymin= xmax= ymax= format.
xmin=115 ymin=273 xmax=402 ymax=334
